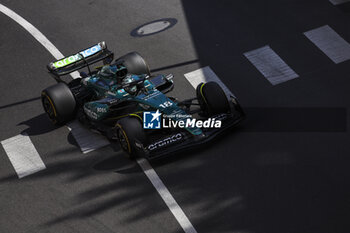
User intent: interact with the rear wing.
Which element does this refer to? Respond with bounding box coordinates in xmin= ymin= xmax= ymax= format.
xmin=47 ymin=41 xmax=113 ymax=82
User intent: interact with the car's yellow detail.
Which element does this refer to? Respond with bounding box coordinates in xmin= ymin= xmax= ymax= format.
xmin=42 ymin=92 xmax=57 ymax=117
xmin=200 ymin=83 xmax=208 ymax=105
xmin=116 ymin=123 xmax=131 ymax=154
xmin=109 ymin=111 xmax=143 ymax=121
xmin=129 ymin=113 xmax=142 ymax=122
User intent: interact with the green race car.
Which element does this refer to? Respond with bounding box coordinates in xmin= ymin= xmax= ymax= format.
xmin=42 ymin=42 xmax=245 ymax=159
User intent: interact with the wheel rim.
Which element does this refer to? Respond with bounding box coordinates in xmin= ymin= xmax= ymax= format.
xmin=117 ymin=129 xmax=129 ymax=152
xmin=42 ymin=97 xmax=56 ymax=121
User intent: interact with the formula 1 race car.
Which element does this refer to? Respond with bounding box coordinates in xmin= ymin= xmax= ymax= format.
xmin=41 ymin=41 xmax=245 ymax=159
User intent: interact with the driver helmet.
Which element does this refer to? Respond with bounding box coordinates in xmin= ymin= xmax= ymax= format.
xmin=122 ymin=74 xmax=138 ymax=94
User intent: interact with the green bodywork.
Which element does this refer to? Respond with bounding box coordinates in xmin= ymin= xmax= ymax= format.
xmin=82 ymin=65 xmax=202 ymax=136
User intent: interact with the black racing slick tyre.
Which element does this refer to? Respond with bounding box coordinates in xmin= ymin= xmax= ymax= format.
xmin=41 ymin=83 xmax=76 ymax=125
xmin=196 ymin=82 xmax=230 ymax=116
xmin=116 ymin=52 xmax=150 ymax=76
xmin=115 ymin=117 xmax=147 ymax=159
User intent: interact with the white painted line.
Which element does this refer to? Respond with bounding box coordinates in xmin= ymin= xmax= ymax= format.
xmin=67 ymin=121 xmax=110 ymax=154
xmin=329 ymin=0 xmax=350 ymax=5
xmin=304 ymin=25 xmax=350 ymax=64
xmin=244 ymin=45 xmax=299 ymax=85
xmin=0 ymin=3 xmax=80 ymax=79
xmin=1 ymin=134 xmax=46 ymax=178
xmin=137 ymin=158 xmax=197 ymax=233
xmin=184 ymin=66 xmax=234 ymax=97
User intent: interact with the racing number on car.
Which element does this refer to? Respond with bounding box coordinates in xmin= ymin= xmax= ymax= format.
xmin=159 ymin=101 xmax=173 ymax=108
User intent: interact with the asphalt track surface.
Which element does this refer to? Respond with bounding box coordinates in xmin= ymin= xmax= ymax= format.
xmin=1 ymin=0 xmax=350 ymax=232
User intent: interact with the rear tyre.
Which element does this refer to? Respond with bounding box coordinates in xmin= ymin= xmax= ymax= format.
xmin=196 ymin=82 xmax=230 ymax=116
xmin=116 ymin=52 xmax=150 ymax=75
xmin=41 ymin=83 xmax=76 ymax=125
xmin=114 ymin=117 xmax=146 ymax=159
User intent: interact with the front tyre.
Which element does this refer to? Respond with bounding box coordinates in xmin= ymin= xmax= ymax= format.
xmin=196 ymin=82 xmax=230 ymax=116
xmin=41 ymin=83 xmax=76 ymax=125
xmin=114 ymin=117 xmax=147 ymax=159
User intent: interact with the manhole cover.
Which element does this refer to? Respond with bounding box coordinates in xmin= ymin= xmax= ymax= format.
xmin=131 ymin=18 xmax=177 ymax=37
